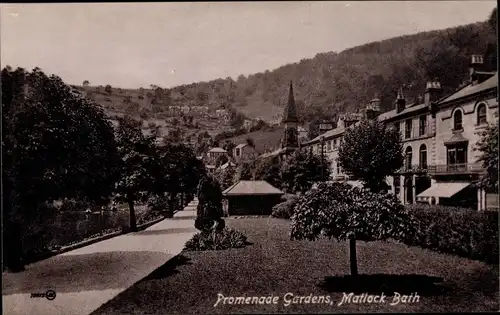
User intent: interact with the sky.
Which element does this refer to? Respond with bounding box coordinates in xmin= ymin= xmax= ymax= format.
xmin=1 ymin=1 xmax=496 ymax=89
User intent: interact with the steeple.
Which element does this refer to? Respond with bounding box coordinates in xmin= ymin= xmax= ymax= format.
xmin=280 ymin=81 xmax=299 ymax=154
xmin=396 ymin=86 xmax=406 ymax=113
xmin=282 ymin=81 xmax=298 ymax=124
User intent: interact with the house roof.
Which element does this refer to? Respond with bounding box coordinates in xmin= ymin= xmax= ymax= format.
xmin=259 ymin=148 xmax=283 ymax=159
xmin=235 ymin=143 xmax=247 ymax=149
xmin=222 ymin=180 xmax=284 ymax=196
xmin=208 ymin=147 xmax=227 ymax=153
xmin=220 ymin=161 xmax=236 ymax=170
xmin=440 ymin=72 xmax=497 ymax=104
xmin=282 ymin=81 xmax=299 ymax=123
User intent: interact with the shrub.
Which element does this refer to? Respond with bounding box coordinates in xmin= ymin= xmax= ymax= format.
xmin=271 ymin=194 xmax=299 ymax=219
xmin=403 ymin=205 xmax=499 ymax=264
xmin=195 ymin=176 xmax=225 ymax=232
xmin=147 ymin=194 xmax=168 ymax=212
xmin=184 ymin=228 xmax=248 ymax=251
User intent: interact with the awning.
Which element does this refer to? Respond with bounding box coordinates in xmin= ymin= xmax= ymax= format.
xmin=417 ymin=182 xmax=470 ymax=199
xmin=444 ymin=132 xmax=469 ymax=146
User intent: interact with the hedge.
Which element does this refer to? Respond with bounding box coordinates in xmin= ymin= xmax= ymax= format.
xmin=404 ymin=204 xmax=498 ymax=264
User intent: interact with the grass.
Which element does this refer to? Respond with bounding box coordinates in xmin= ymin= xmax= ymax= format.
xmin=92 ymin=218 xmax=499 ymax=314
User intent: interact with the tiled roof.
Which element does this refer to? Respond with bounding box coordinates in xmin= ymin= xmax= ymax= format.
xmin=208 ymin=147 xmax=227 ymax=153
xmin=259 ymin=148 xmax=283 ymax=159
xmin=440 ymin=73 xmax=498 ymax=104
xmin=235 ymin=143 xmax=247 ymax=149
xmin=222 ymin=180 xmax=284 ymax=196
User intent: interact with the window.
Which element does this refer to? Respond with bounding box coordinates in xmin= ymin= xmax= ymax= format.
xmin=405 ymin=119 xmax=412 ymax=139
xmin=394 ymin=122 xmax=400 ymax=135
xmin=327 ymin=140 xmax=332 ymax=151
xmin=419 ymin=144 xmax=427 ymax=169
xmin=405 ymin=146 xmax=413 ymax=170
xmin=447 ymin=144 xmax=468 ymax=165
xmin=453 ymin=110 xmax=463 ymax=130
xmin=477 ymin=104 xmax=487 ymax=125
xmin=394 ymin=176 xmax=400 ymax=197
xmin=419 ymin=115 xmax=427 ymax=136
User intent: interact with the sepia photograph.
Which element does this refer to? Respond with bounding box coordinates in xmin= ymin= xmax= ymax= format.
xmin=1 ymin=1 xmax=499 ymax=314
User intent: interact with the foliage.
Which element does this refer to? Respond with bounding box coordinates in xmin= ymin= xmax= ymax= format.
xmin=184 ymin=227 xmax=248 ymax=251
xmin=403 ymin=204 xmax=498 ymax=264
xmin=195 ymin=175 xmax=225 ymax=232
xmin=113 ymin=116 xmax=159 ymax=230
xmin=2 ymin=66 xmax=119 ymax=271
xmin=291 ymin=182 xmax=417 ymax=242
xmin=234 ymin=161 xmax=255 ymax=181
xmin=475 ymin=121 xmax=499 ymax=192
xmin=271 ymin=194 xmax=299 ymax=219
xmin=213 ymin=166 xmax=236 ymax=191
xmin=338 ymin=120 xmax=403 ymax=193
xmin=254 ymin=156 xmax=282 ymax=189
xmin=280 ymin=150 xmax=330 ymax=194
xmin=105 ymin=84 xmax=112 ymax=94
xmin=215 ymin=154 xmax=229 ymax=167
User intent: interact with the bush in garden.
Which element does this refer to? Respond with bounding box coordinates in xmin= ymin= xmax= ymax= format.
xmin=403 ymin=205 xmax=498 ymax=264
xmin=271 ymin=194 xmax=299 ymax=219
xmin=147 ymin=194 xmax=169 ymax=213
xmin=195 ymin=176 xmax=225 ymax=232
xmin=291 ymin=182 xmax=417 ymax=276
xmin=184 ymin=227 xmax=248 ymax=251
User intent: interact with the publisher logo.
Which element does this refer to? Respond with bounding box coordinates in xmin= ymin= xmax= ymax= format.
xmin=30 ymin=290 xmax=57 ymax=301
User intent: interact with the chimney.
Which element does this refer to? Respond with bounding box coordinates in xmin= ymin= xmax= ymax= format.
xmin=424 ymin=80 xmax=443 ymax=107
xmin=396 ymin=87 xmax=406 ymax=113
xmin=469 ymin=54 xmax=484 ymax=84
xmin=366 ymin=97 xmax=381 ymax=120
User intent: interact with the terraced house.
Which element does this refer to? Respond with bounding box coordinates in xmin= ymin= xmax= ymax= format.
xmin=302 ymin=54 xmax=498 ymax=211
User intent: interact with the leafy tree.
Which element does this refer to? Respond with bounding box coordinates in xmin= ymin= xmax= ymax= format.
xmin=83 ymin=80 xmax=90 ymax=86
xmin=475 ymin=121 xmax=499 ymax=192
xmin=2 ymin=67 xmax=119 ymax=271
xmin=214 ymin=166 xmax=236 ymax=191
xmin=245 ymin=137 xmax=256 ymax=149
xmin=291 ymin=182 xmax=417 ymax=276
xmin=154 ymin=142 xmax=206 ymax=215
xmin=254 ymin=156 xmax=282 ymax=189
xmin=338 ymin=120 xmax=403 ymax=193
xmin=113 ymin=116 xmax=158 ymax=231
xmin=222 ymin=140 xmax=236 ymax=156
xmin=105 ymin=84 xmax=112 ymax=94
xmin=280 ymin=150 xmax=330 ymax=194
xmin=234 ymin=161 xmax=254 ymax=181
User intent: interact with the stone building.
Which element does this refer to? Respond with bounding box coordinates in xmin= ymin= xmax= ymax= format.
xmin=302 ymin=54 xmax=498 ymax=211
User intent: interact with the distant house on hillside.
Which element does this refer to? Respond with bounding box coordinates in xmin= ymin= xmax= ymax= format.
xmin=233 ymin=143 xmax=258 ymax=163
xmin=206 ymin=147 xmax=228 ymax=165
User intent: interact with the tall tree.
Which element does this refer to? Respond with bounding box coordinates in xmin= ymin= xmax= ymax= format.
xmin=475 ymin=121 xmax=499 ymax=192
xmin=280 ymin=150 xmax=330 ymax=194
xmin=113 ymin=116 xmax=158 ymax=231
xmin=338 ymin=120 xmax=403 ymax=193
xmin=2 ymin=67 xmax=119 ymax=272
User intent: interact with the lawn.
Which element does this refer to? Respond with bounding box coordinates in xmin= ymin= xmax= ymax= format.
xmin=92 ymin=217 xmax=499 ymax=314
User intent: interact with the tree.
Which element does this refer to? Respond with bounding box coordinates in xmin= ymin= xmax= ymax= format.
xmin=222 ymin=140 xmax=236 ymax=156
xmin=234 ymin=161 xmax=254 ymax=181
xmin=83 ymin=80 xmax=90 ymax=86
xmin=214 ymin=166 xmax=236 ymax=191
xmin=291 ymin=182 xmax=417 ymax=276
xmin=280 ymin=150 xmax=330 ymax=194
xmin=475 ymin=121 xmax=499 ymax=192
xmin=105 ymin=84 xmax=112 ymax=94
xmin=338 ymin=120 xmax=403 ymax=193
xmin=113 ymin=116 xmax=158 ymax=231
xmin=254 ymin=156 xmax=282 ymax=189
xmin=2 ymin=67 xmax=119 ymax=272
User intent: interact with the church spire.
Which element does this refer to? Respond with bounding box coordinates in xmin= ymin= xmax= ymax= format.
xmin=282 ymin=81 xmax=298 ymax=124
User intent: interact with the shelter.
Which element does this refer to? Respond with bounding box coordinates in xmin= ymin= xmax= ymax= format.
xmin=222 ymin=180 xmax=284 ymax=216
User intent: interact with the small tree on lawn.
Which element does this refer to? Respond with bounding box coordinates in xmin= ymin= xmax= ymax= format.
xmin=114 ymin=116 xmax=158 ymax=232
xmin=291 ymin=182 xmax=417 ymax=277
xmin=280 ymin=150 xmax=330 ymax=194
xmin=195 ymin=175 xmax=225 ymax=232
xmin=338 ymin=120 xmax=403 ymax=193
xmin=475 ymin=121 xmax=499 ymax=192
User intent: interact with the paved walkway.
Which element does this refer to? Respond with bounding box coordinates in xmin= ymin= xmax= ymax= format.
xmin=2 ymin=199 xmax=198 ymax=315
